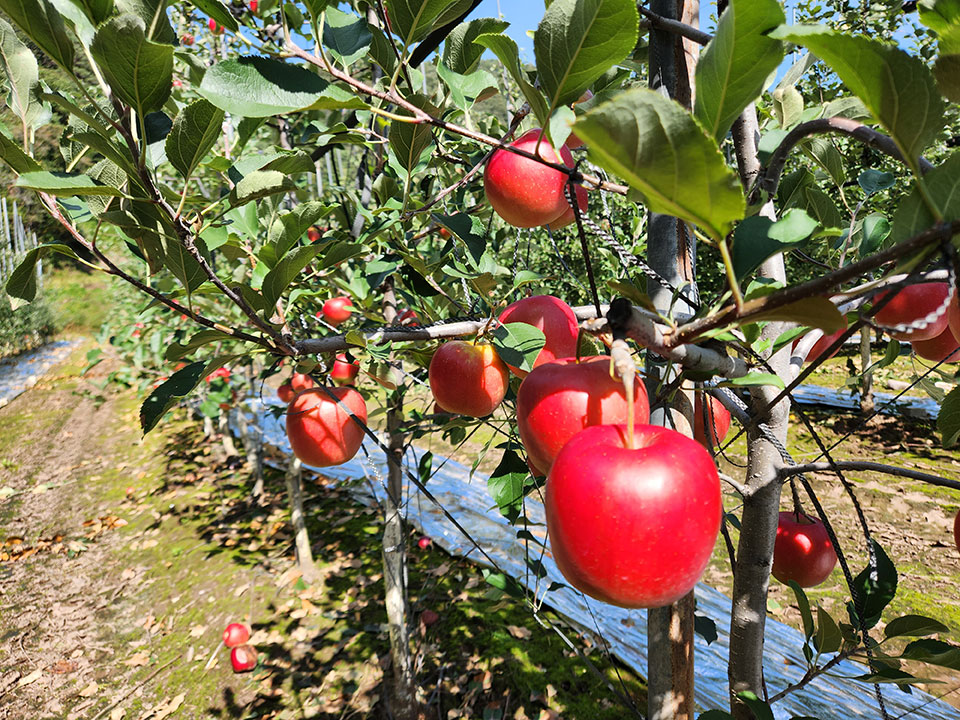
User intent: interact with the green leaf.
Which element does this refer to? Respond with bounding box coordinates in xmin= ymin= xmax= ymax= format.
xmin=487 ymin=443 xmax=530 ymax=523
xmin=85 ymin=158 xmax=125 ymax=216
xmin=323 ymin=6 xmax=371 ymax=66
xmin=384 ymin=0 xmax=473 ymax=49
xmin=91 ymin=15 xmax=173 ymax=116
xmin=319 ymin=241 xmax=363 ymax=269
xmin=165 ymin=329 xmax=235 ymax=361
xmin=228 ymin=170 xmax=295 ymax=207
xmin=731 ymin=209 xmax=819 ymax=280
xmin=0 ymin=17 xmax=38 ymax=125
xmin=4 ymin=243 xmax=78 ymax=304
xmin=900 ymin=638 xmax=960 ymax=670
xmin=750 ymin=297 xmax=844 ymax=333
xmin=114 ymin=0 xmax=174 ymax=43
xmin=721 ymin=372 xmax=785 ymax=390
xmin=0 ymin=0 xmax=74 ymax=68
xmin=851 ymin=667 xmax=927 ymax=686
xmin=436 ymin=63 xmax=497 ymax=110
xmin=814 ymin=605 xmax=842 ymax=654
xmin=473 ymin=33 xmax=549 ymax=125
xmin=919 ymin=0 xmax=960 ymax=54
xmin=938 ymin=386 xmax=960 ymax=447
xmin=694 ymin=0 xmax=785 ymax=142
xmin=265 ymin=201 xmax=334 ymax=262
xmin=75 ymin=0 xmax=111 ymax=23
xmin=490 ymin=322 xmax=545 ymax=374
xmin=534 ymin=0 xmax=639 ymax=109
xmin=199 ymin=56 xmax=366 ymax=118
xmin=885 ymin=614 xmax=949 ymax=639
xmin=140 ymin=361 xmax=207 ymax=434
xmin=934 ymin=54 xmax=960 ymax=102
xmin=482 ymin=568 xmax=525 ymax=599
xmin=166 ymin=99 xmax=224 ymax=179
xmin=772 ymin=85 xmax=804 ymax=129
xmin=769 ymin=26 xmax=944 ymax=171
xmin=261 ymin=245 xmax=323 ymax=309
xmin=804 ymin=136 xmax=845 ymax=188
xmin=442 ymin=16 xmax=508 ymax=74
xmin=188 ymin=0 xmax=238 ymax=32
xmin=847 ymin=539 xmax=897 ymax=630
xmin=889 ymin=151 xmax=960 ymax=245
xmin=16 ymin=170 xmax=125 ymax=196
xmin=163 ymin=237 xmax=207 ymax=293
xmin=0 ymin=122 xmax=41 ymax=173
xmin=859 ymin=213 xmax=890 ymax=258
xmin=788 ymin=580 xmax=815 ymax=640
xmin=735 ymin=691 xmax=774 ymax=720
xmin=48 ymin=0 xmax=95 ymax=45
xmin=388 ymin=93 xmax=435 ymax=173
xmin=573 ymin=87 xmax=744 ymax=241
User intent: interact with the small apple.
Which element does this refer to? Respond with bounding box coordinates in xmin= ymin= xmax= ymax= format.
xmin=437 ymin=227 xmax=451 ymax=239
xmin=692 ymin=393 xmax=731 ymax=449
xmin=546 ymin=424 xmax=721 ymax=608
xmin=498 ymin=295 xmax=579 ymax=377
xmin=208 ymin=18 xmax=219 ymax=33
xmin=873 ymin=282 xmax=950 ymax=341
xmin=397 ymin=309 xmax=419 ymax=326
xmin=545 ymin=183 xmax=588 ymax=231
xmin=417 ymin=536 xmax=431 ymax=550
xmin=772 ymin=511 xmax=837 ymax=588
xmin=428 ymin=341 xmax=509 ymax=417
xmin=278 ymin=372 xmax=314 ymax=403
xmin=420 ymin=609 xmax=440 ymax=627
xmin=181 ymin=34 xmax=194 ymax=45
xmin=306 ymin=225 xmax=322 ymax=242
xmin=483 ymin=128 xmax=577 ymax=228
xmin=286 ymin=387 xmax=367 ymax=467
xmin=206 ymin=367 xmax=231 ymax=383
xmin=172 ymin=78 xmax=182 ymax=88
xmin=249 ymin=0 xmax=258 ymax=12
xmin=330 ymin=354 xmax=360 ymax=386
xmin=230 ymin=644 xmax=257 ymax=672
xmin=322 ymin=296 xmax=354 ymax=326
xmin=517 ymin=356 xmax=650 ymax=474
xmin=911 ymin=326 xmax=960 ymax=363
xmin=222 ymin=622 xmax=250 ymax=648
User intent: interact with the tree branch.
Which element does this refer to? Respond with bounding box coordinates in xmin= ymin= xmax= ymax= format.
xmin=638 ymin=6 xmax=712 ymax=45
xmin=778 ymin=461 xmax=960 ymax=492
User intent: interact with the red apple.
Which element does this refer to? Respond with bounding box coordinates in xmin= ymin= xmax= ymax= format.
xmin=278 ymin=373 xmax=313 ymax=404
xmin=322 ymin=296 xmax=354 ymax=326
xmin=437 ymin=227 xmax=451 ymax=239
xmin=545 ymin=183 xmax=588 ymax=231
xmin=249 ymin=0 xmax=258 ymax=12
xmin=428 ymin=341 xmax=509 ymax=417
xmin=772 ymin=511 xmax=838 ymax=588
xmin=873 ymin=282 xmax=950 ymax=341
xmin=222 ymin=622 xmax=249 ymax=648
xmin=911 ymin=326 xmax=960 ymax=363
xmin=286 ymin=387 xmax=367 ymax=467
xmin=397 ymin=309 xmax=419 ymax=326
xmin=230 ymin=644 xmax=257 ymax=672
xmin=793 ymin=316 xmax=849 ymax=364
xmin=208 ymin=18 xmax=219 ymax=33
xmin=498 ymin=295 xmax=579 ymax=377
xmin=181 ymin=33 xmax=194 ymax=45
xmin=172 ymin=78 xmax=182 ymax=88
xmin=693 ymin=393 xmax=731 ymax=449
xmin=483 ymin=128 xmax=577 ymax=228
xmin=947 ymin=293 xmax=960 ymax=343
xmin=546 ymin=423 xmax=721 ymax=608
xmin=306 ymin=225 xmax=322 ymax=242
xmin=330 ymin=354 xmax=360 ymax=385
xmin=516 ymin=356 xmax=650 ymax=474
xmin=420 ymin=609 xmax=440 ymax=627
xmin=417 ymin=536 xmax=431 ymax=550
xmin=564 ymin=91 xmax=594 ymax=150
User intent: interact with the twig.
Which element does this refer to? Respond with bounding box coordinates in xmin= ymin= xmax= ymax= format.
xmin=638 ymin=6 xmax=713 ymax=45
xmin=778 ymin=461 xmax=960 ymax=492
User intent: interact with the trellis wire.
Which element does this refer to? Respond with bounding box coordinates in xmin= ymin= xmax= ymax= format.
xmin=0 ymin=199 xmax=39 ymax=290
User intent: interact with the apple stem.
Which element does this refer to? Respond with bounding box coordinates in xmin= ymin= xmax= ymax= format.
xmin=626 ymin=376 xmax=635 ymax=450
xmin=610 ymin=339 xmax=636 ymax=450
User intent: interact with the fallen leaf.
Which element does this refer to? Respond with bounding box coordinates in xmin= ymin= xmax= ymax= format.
xmin=189 ymin=625 xmax=206 ymax=638
xmin=153 ymin=692 xmax=185 ymax=720
xmin=123 ymin=652 xmax=150 ymax=667
xmin=79 ymin=681 xmax=98 ymax=697
xmin=110 ymin=706 xmax=125 ymax=720
xmin=17 ymin=668 xmax=42 ymax=687
xmin=507 ymin=625 xmax=532 ymax=640
xmin=50 ymin=660 xmax=78 ymax=674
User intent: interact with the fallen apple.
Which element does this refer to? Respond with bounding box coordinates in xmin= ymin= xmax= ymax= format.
xmin=230 ymin=644 xmax=257 ymax=672
xmin=222 ymin=622 xmax=249 ymax=648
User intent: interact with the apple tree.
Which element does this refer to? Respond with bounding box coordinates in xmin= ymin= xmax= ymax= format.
xmin=3 ymin=0 xmax=960 ymax=718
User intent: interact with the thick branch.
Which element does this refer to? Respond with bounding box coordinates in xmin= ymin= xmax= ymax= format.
xmin=760 ymin=117 xmax=935 ymax=198
xmin=638 ymin=6 xmax=712 ymax=45
xmin=779 ymin=461 xmax=960 ymax=492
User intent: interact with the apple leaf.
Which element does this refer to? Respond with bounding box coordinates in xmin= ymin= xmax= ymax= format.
xmin=228 ymin=170 xmax=295 ymax=208
xmin=384 ymin=0 xmax=473 ymax=49
xmin=534 ymin=0 xmax=639 ymax=110
xmin=720 ymin=373 xmax=785 ymax=390
xmin=0 ymin=0 xmax=74 ymax=69
xmin=188 ymin=0 xmax=238 ymax=32
xmin=938 ymin=386 xmax=960 ymax=447
xmin=91 ymin=15 xmax=173 ymax=117
xmin=166 ymin=99 xmax=224 ymax=180
xmin=885 ymin=614 xmax=950 ymax=639
xmin=900 ymin=638 xmax=960 ymax=670
xmin=850 ymin=667 xmax=927 ymax=686
xmin=573 ymin=87 xmax=744 ymax=241
xmin=731 ymin=209 xmax=819 ymax=280
xmin=323 ymin=6 xmax=372 ymax=67
xmin=769 ymin=26 xmax=944 ymax=171
xmin=16 ymin=170 xmax=125 ymax=196
xmin=814 ymin=605 xmax=842 ymax=654
xmin=4 ymin=243 xmax=80 ymax=306
xmin=846 ymin=539 xmax=897 ymax=630
xmin=261 ymin=246 xmax=324 ymax=310
xmin=265 ymin=202 xmax=336 ymax=263
xmin=694 ymin=0 xmax=785 ymax=142
xmin=473 ymin=33 xmax=549 ymax=125
xmin=140 ymin=361 xmax=208 ymax=434
xmin=490 ymin=322 xmax=545 ymax=374
xmin=889 ymin=151 xmax=960 ymax=246
xmin=0 ymin=18 xmax=39 ymax=126
xmin=735 ymin=691 xmax=774 ymax=720
xmin=442 ymin=17 xmax=508 ymax=75
xmin=482 ymin=568 xmax=525 ymax=599
xmin=750 ymin=297 xmax=845 ymax=334
xmin=788 ymin=581 xmax=815 ymax=640
xmin=858 ymin=169 xmax=896 ymax=195
xmin=0 ymin=122 xmax=40 ymax=174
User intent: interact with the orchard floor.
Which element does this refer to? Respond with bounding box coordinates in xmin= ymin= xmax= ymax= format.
xmin=0 ymin=341 xmax=645 ymax=720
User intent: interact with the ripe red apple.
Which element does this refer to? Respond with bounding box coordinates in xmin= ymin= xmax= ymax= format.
xmin=181 ymin=34 xmax=194 ymax=45
xmin=428 ymin=341 xmax=509 ymax=417
xmin=230 ymin=644 xmax=257 ymax=672
xmin=417 ymin=536 xmax=431 ymax=550
xmin=249 ymin=0 xmax=258 ymax=12
xmin=772 ymin=511 xmax=838 ymax=588
xmin=873 ymin=282 xmax=950 ymax=341
xmin=693 ymin=393 xmax=731 ymax=449
xmin=278 ymin=372 xmax=314 ymax=404
xmin=222 ymin=622 xmax=249 ymax=648
xmin=208 ymin=18 xmax=219 ymax=33
xmin=911 ymin=326 xmax=960 ymax=363
xmin=947 ymin=293 xmax=960 ymax=344
xmin=286 ymin=387 xmax=367 ymax=467
xmin=330 ymin=354 xmax=360 ymax=385
xmin=397 ymin=309 xmax=419 ymax=326
xmin=437 ymin=227 xmax=451 ymax=239
xmin=306 ymin=225 xmax=322 ymax=242
xmin=545 ymin=183 xmax=588 ymax=231
xmin=793 ymin=316 xmax=849 ymax=364
xmin=564 ymin=91 xmax=594 ymax=150
xmin=483 ymin=128 xmax=577 ymax=228
xmin=516 ymin=356 xmax=650 ymax=474
xmin=421 ymin=609 xmax=440 ymax=627
xmin=498 ymin=295 xmax=579 ymax=377
xmin=322 ymin=296 xmax=354 ymax=326
xmin=546 ymin=424 xmax=721 ymax=608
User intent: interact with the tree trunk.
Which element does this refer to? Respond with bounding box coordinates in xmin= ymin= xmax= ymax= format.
xmin=860 ymin=328 xmax=874 ymax=413
xmin=646 ymin=3 xmax=699 ymax=717
xmin=727 ymin=105 xmax=791 ymax=719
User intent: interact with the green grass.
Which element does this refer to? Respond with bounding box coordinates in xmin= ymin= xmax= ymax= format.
xmin=42 ymin=265 xmax=113 ymax=334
